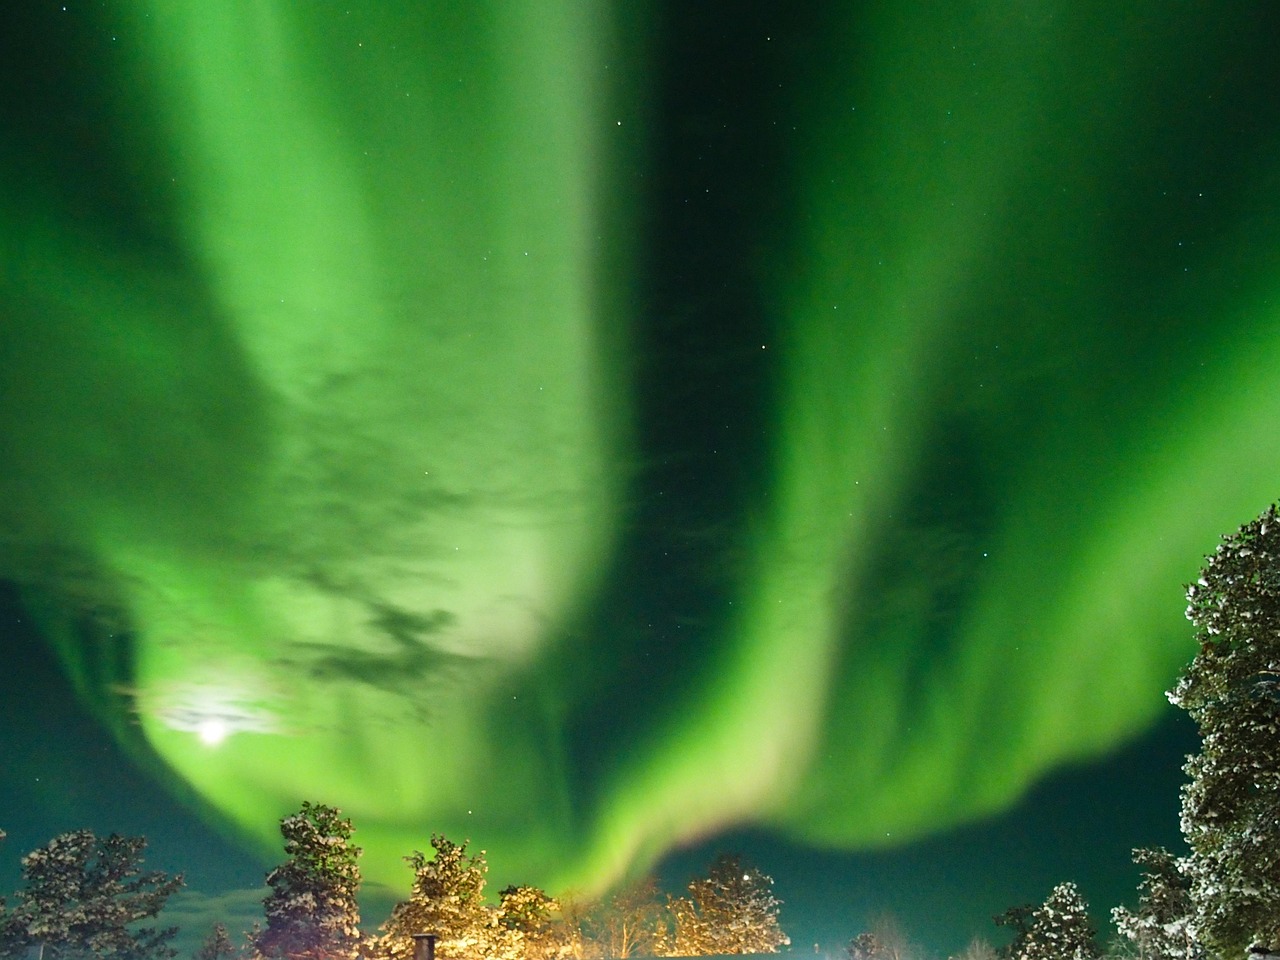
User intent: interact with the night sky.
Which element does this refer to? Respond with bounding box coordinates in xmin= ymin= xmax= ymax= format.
xmin=3 ymin=1 xmax=1279 ymax=956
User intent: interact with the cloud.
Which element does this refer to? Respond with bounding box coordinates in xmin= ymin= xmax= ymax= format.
xmin=162 ymin=887 xmax=268 ymax=957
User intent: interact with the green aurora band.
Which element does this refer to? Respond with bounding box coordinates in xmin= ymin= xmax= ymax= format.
xmin=4 ymin=0 xmax=1280 ymax=898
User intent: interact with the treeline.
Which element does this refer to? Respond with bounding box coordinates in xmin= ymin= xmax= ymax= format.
xmin=0 ymin=810 xmax=788 ymax=960
xmin=249 ymin=802 xmax=789 ymax=960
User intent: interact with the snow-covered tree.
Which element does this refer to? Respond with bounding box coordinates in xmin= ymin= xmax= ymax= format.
xmin=667 ymin=854 xmax=789 ymax=955
xmin=253 ymin=802 xmax=362 ymax=960
xmin=194 ymin=923 xmax=237 ymax=960
xmin=1169 ymin=504 xmax=1280 ymax=958
xmin=374 ymin=835 xmax=498 ymax=960
xmin=0 ymin=830 xmax=182 ymax=960
xmin=497 ymin=884 xmax=580 ymax=960
xmin=1111 ymin=848 xmax=1203 ymax=960
xmin=1006 ymin=883 xmax=1098 ymax=960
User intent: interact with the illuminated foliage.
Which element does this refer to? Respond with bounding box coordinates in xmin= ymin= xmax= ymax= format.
xmin=374 ymin=836 xmax=497 ymax=960
xmin=1170 ymin=505 xmax=1280 ymax=957
xmin=0 ymin=831 xmax=182 ymax=960
xmin=1111 ymin=848 xmax=1202 ymax=960
xmin=254 ymin=803 xmax=362 ymax=960
xmin=497 ymin=885 xmax=581 ymax=960
xmin=1005 ymin=884 xmax=1097 ymax=960
xmin=667 ymin=854 xmax=788 ymax=955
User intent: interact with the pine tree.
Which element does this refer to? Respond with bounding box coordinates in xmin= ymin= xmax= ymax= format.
xmin=194 ymin=923 xmax=237 ymax=960
xmin=1111 ymin=848 xmax=1203 ymax=960
xmin=667 ymin=854 xmax=789 ymax=955
xmin=0 ymin=830 xmax=182 ymax=960
xmin=1007 ymin=883 xmax=1098 ymax=960
xmin=1169 ymin=504 xmax=1280 ymax=958
xmin=253 ymin=803 xmax=362 ymax=960
xmin=374 ymin=835 xmax=497 ymax=960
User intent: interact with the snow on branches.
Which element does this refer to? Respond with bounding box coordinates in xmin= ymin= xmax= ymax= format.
xmin=1170 ymin=504 xmax=1280 ymax=957
xmin=254 ymin=802 xmax=362 ymax=960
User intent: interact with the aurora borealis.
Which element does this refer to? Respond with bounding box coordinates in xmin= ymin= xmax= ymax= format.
xmin=4 ymin=0 xmax=1280 ymax=950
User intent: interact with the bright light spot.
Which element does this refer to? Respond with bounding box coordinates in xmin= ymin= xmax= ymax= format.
xmin=142 ymin=677 xmax=281 ymax=739
xmin=198 ymin=717 xmax=229 ymax=746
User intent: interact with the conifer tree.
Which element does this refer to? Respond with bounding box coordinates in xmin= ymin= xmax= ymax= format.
xmin=254 ymin=803 xmax=362 ymax=960
xmin=194 ymin=922 xmax=237 ymax=960
xmin=1111 ymin=848 xmax=1203 ymax=960
xmin=1007 ymin=883 xmax=1097 ymax=960
xmin=0 ymin=830 xmax=182 ymax=960
xmin=667 ymin=854 xmax=789 ymax=955
xmin=1169 ymin=504 xmax=1280 ymax=958
xmin=374 ymin=835 xmax=496 ymax=960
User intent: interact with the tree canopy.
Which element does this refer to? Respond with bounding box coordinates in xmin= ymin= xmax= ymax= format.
xmin=1170 ymin=504 xmax=1280 ymax=957
xmin=1008 ymin=883 xmax=1097 ymax=960
xmin=668 ymin=853 xmax=789 ymax=955
xmin=0 ymin=830 xmax=182 ymax=960
xmin=375 ymin=835 xmax=497 ymax=960
xmin=1111 ymin=847 xmax=1202 ymax=960
xmin=254 ymin=802 xmax=362 ymax=960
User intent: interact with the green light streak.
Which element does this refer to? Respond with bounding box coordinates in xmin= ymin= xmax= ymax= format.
xmin=5 ymin=0 xmax=632 ymax=887
xmin=6 ymin=0 xmax=1280 ymax=906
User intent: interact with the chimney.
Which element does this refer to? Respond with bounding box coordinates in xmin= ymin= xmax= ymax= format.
xmin=411 ymin=934 xmax=437 ymax=960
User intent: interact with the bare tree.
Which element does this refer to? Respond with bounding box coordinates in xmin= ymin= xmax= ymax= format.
xmin=589 ymin=879 xmax=666 ymax=958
